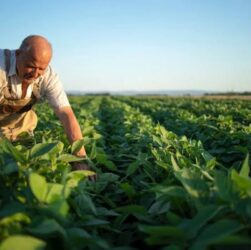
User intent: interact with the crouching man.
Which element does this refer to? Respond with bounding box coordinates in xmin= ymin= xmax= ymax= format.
xmin=0 ymin=35 xmax=89 ymax=172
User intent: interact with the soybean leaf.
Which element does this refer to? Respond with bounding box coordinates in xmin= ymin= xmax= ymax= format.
xmin=120 ymin=182 xmax=136 ymax=199
xmin=96 ymin=207 xmax=119 ymax=217
xmin=27 ymin=219 xmax=67 ymax=240
xmin=100 ymin=159 xmax=117 ymax=171
xmin=0 ymin=202 xmax=25 ymax=217
xmin=71 ymin=139 xmax=85 ymax=154
xmin=89 ymin=142 xmax=97 ymax=159
xmin=29 ymin=173 xmax=48 ymax=202
xmin=210 ymin=235 xmax=251 ymax=245
xmin=139 ymin=224 xmax=184 ymax=237
xmin=139 ymin=224 xmax=185 ymax=244
xmin=2 ymin=159 xmax=18 ymax=175
xmin=30 ymin=142 xmax=58 ymax=159
xmin=231 ymin=169 xmax=251 ymax=196
xmin=166 ymin=211 xmax=182 ymax=225
xmin=171 ymin=155 xmax=180 ymax=171
xmin=75 ymin=193 xmax=97 ymax=215
xmin=0 ymin=212 xmax=31 ymax=227
xmin=115 ymin=205 xmax=147 ymax=215
xmin=181 ymin=205 xmax=223 ymax=239
xmin=67 ymin=228 xmax=92 ymax=248
xmin=1 ymin=139 xmax=26 ymax=164
xmin=99 ymin=173 xmax=120 ymax=182
xmin=80 ymin=219 xmax=109 ymax=226
xmin=148 ymin=197 xmax=170 ymax=215
xmin=48 ymin=198 xmax=69 ymax=217
xmin=96 ymin=153 xmax=117 ymax=171
xmin=68 ymin=227 xmax=110 ymax=249
xmin=45 ymin=183 xmax=71 ymax=203
xmin=214 ymin=170 xmax=237 ymax=201
xmin=126 ymin=161 xmax=140 ymax=176
xmin=162 ymin=245 xmax=183 ymax=250
xmin=82 ymin=126 xmax=94 ymax=136
xmin=174 ymin=169 xmax=209 ymax=199
xmin=49 ymin=141 xmax=64 ymax=155
xmin=240 ymin=154 xmax=249 ymax=178
xmin=191 ymin=219 xmax=244 ymax=250
xmin=66 ymin=170 xmax=95 ymax=187
xmin=58 ymin=154 xmax=84 ymax=162
xmin=152 ymin=185 xmax=187 ymax=198
xmin=0 ymin=235 xmax=46 ymax=250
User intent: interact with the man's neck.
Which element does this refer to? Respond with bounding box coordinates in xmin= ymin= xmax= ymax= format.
xmin=21 ymin=81 xmax=30 ymax=99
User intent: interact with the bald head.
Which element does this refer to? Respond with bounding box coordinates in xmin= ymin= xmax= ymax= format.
xmin=19 ymin=35 xmax=52 ymax=62
xmin=16 ymin=35 xmax=53 ymax=84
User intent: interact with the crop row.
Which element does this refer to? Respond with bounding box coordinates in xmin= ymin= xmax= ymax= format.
xmin=0 ymin=96 xmax=250 ymax=250
xmin=118 ymin=96 xmax=251 ymax=167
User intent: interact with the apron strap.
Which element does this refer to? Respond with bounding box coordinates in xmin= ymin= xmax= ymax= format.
xmin=4 ymin=49 xmax=11 ymax=76
xmin=4 ymin=49 xmax=12 ymax=93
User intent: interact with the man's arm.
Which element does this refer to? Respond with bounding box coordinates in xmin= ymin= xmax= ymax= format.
xmin=55 ymin=106 xmax=96 ymax=180
xmin=55 ymin=106 xmax=86 ymax=157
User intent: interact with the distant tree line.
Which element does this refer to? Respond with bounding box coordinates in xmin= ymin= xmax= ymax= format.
xmin=204 ymin=91 xmax=251 ymax=96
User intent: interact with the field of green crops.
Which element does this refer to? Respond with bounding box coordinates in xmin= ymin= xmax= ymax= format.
xmin=0 ymin=96 xmax=251 ymax=250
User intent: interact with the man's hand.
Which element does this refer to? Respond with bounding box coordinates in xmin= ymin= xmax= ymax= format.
xmin=55 ymin=107 xmax=96 ymax=181
xmin=55 ymin=106 xmax=87 ymax=155
xmin=71 ymin=162 xmax=96 ymax=181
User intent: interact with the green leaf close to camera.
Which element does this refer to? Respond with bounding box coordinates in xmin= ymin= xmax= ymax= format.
xmin=29 ymin=173 xmax=48 ymax=202
xmin=30 ymin=142 xmax=59 ymax=158
xmin=0 ymin=235 xmax=46 ymax=250
xmin=71 ymin=139 xmax=85 ymax=154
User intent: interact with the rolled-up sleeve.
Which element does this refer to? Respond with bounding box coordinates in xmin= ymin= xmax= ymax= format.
xmin=42 ymin=66 xmax=70 ymax=110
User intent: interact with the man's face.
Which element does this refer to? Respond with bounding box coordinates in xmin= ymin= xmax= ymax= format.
xmin=16 ymin=49 xmax=51 ymax=84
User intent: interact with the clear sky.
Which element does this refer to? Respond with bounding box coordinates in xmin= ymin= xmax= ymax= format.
xmin=1 ymin=0 xmax=251 ymax=92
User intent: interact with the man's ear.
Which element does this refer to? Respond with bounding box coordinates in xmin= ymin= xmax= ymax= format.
xmin=15 ymin=49 xmax=21 ymax=57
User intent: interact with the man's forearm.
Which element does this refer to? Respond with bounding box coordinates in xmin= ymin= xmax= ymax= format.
xmin=56 ymin=106 xmax=87 ymax=157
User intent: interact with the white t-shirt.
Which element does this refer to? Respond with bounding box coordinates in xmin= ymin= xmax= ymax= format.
xmin=0 ymin=49 xmax=70 ymax=110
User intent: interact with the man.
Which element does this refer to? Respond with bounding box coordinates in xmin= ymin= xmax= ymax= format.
xmin=0 ymin=35 xmax=89 ymax=172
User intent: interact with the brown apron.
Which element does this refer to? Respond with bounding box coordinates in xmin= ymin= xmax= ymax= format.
xmin=0 ymin=49 xmax=41 ymax=141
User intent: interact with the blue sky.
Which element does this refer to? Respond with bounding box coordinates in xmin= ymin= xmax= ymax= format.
xmin=1 ymin=0 xmax=251 ymax=92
